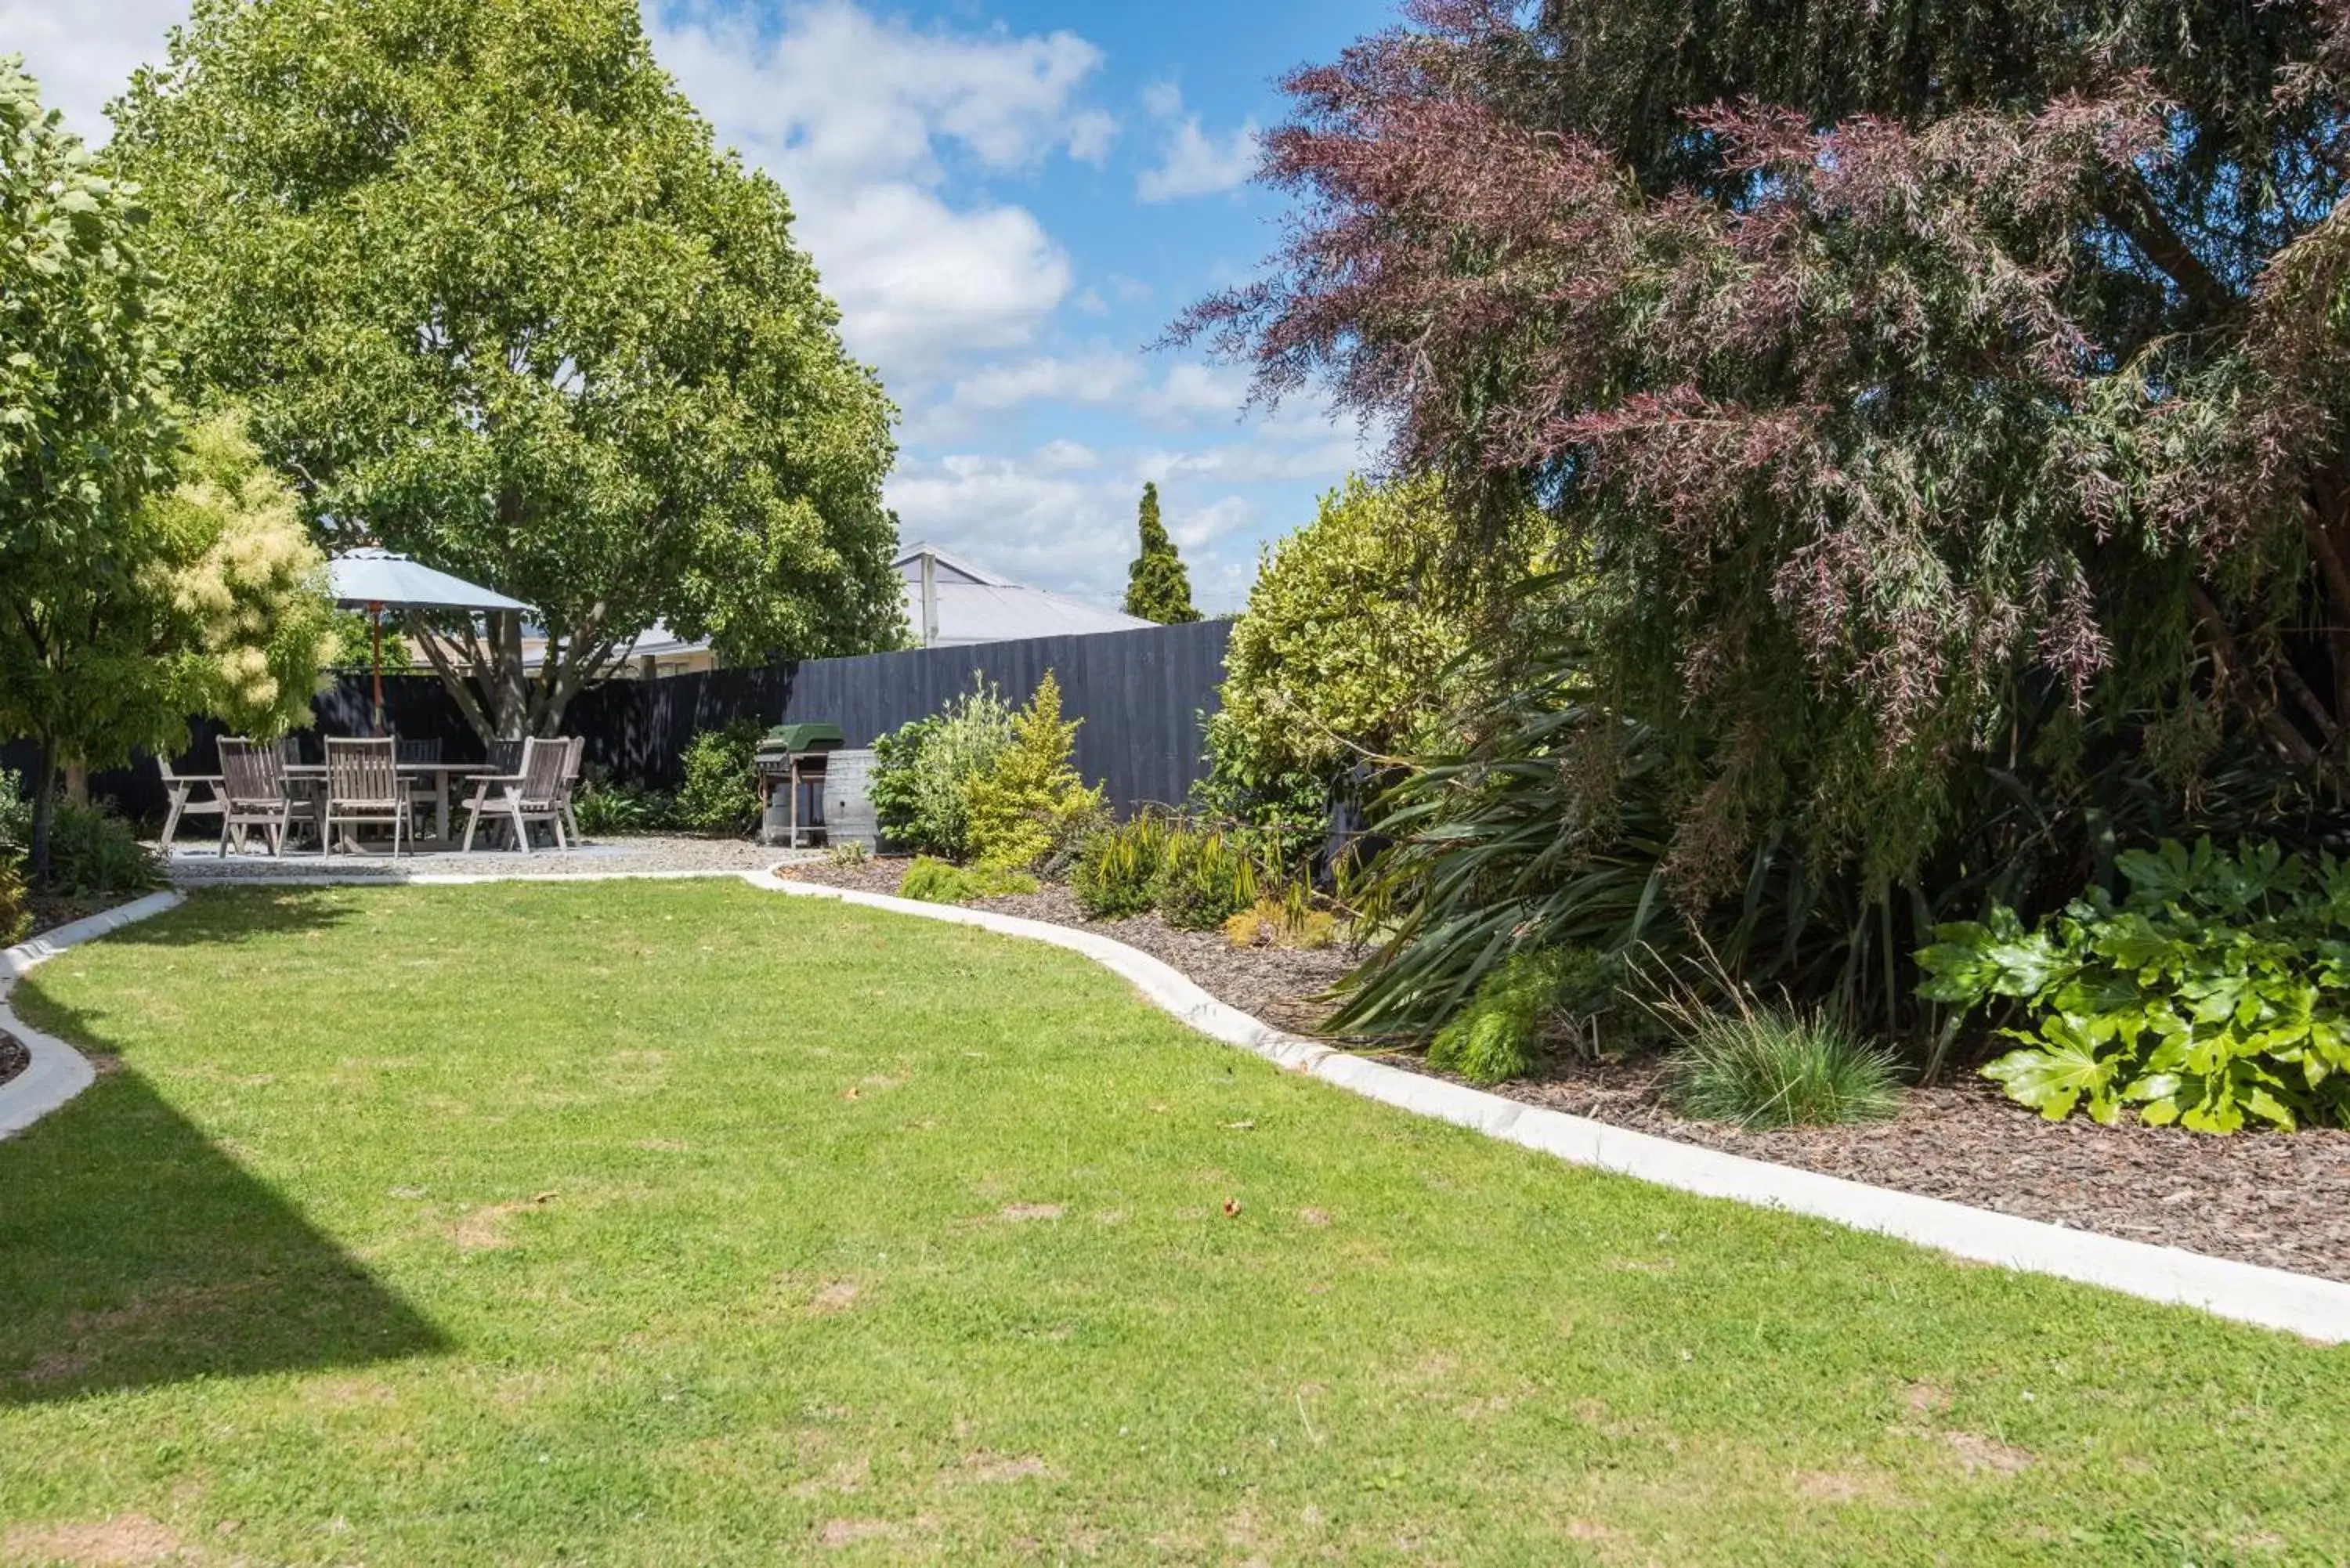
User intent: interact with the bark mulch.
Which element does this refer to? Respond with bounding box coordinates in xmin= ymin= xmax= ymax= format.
xmin=775 ymin=856 xmax=1358 ymax=1035
xmin=777 ymin=854 xmax=2350 ymax=1284
xmin=0 ymin=1028 xmax=26 ymax=1091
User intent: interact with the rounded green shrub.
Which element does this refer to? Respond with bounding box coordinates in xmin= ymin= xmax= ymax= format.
xmin=1662 ymin=1008 xmax=1902 ymax=1128
xmin=1426 ymin=948 xmax=1579 ymax=1085
xmin=672 ymin=721 xmax=763 ymax=835
xmin=897 ymin=855 xmax=1037 ymax=905
xmin=42 ymin=802 xmax=158 ymax=898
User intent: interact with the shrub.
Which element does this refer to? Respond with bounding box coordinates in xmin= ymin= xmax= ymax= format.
xmin=1224 ymin=894 xmax=1340 ymax=951
xmin=898 ymin=854 xmax=1037 ymax=905
xmin=0 ymin=768 xmax=27 ymax=852
xmin=869 ymin=679 xmax=1014 ymax=858
xmin=1072 ymin=814 xmax=1175 ymax=919
xmin=963 ymin=672 xmax=1106 ymax=873
xmin=0 ymin=851 xmax=25 ymax=945
xmin=1661 ymin=1007 xmax=1903 ymax=1129
xmin=826 ymin=840 xmax=869 ymax=868
xmin=671 ymin=720 xmax=764 ymax=835
xmin=868 ymin=714 xmax=940 ymax=849
xmin=1426 ymin=948 xmax=1578 ymax=1085
xmin=1151 ymin=826 xmax=1260 ymax=932
xmin=1919 ymin=837 xmax=2350 ymax=1133
xmin=41 ymin=801 xmax=159 ymax=898
xmin=571 ymin=781 xmax=673 ymax=836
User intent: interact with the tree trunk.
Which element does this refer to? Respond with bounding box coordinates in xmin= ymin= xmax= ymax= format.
xmin=27 ymin=736 xmax=57 ymax=888
xmin=63 ymin=757 xmax=88 ymax=807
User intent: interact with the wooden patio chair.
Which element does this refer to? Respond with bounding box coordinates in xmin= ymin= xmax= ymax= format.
xmin=324 ymin=736 xmax=406 ymax=858
xmin=396 ymin=736 xmax=443 ymax=836
xmin=216 ymin=737 xmax=295 ymax=858
xmin=461 ymin=735 xmax=571 ymax=854
xmin=487 ymin=738 xmax=526 ymax=778
xmin=157 ymin=753 xmax=228 ymax=852
xmin=556 ymin=737 xmax=586 ymax=842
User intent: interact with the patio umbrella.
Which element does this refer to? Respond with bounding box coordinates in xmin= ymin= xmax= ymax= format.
xmin=327 ymin=548 xmax=532 ymax=734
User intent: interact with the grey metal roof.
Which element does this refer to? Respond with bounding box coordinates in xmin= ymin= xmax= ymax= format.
xmin=327 ymin=548 xmax=531 ymax=613
xmin=901 ymin=578 xmax=1155 ymax=645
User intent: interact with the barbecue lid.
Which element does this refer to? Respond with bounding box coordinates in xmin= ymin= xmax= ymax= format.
xmin=759 ymin=722 xmax=844 ymax=754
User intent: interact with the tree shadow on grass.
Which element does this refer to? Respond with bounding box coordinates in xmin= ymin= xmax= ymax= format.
xmin=0 ymin=1057 xmax=448 ymax=1407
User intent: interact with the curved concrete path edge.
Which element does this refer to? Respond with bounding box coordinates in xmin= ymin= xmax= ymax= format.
xmin=746 ymin=872 xmax=2350 ymax=1344
xmin=8 ymin=869 xmax=2347 ymax=1342
xmin=0 ymin=891 xmax=184 ymax=1140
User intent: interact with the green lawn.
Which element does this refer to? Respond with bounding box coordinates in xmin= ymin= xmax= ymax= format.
xmin=1 ymin=882 xmax=2345 ymax=1565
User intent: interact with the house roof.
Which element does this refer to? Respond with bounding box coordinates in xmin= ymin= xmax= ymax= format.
xmin=896 ymin=543 xmax=1154 ymax=645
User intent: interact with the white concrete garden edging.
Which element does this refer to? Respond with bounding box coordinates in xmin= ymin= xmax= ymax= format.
xmin=0 ymin=891 xmax=183 ymax=1140
xmin=19 ymin=865 xmax=2349 ymax=1341
xmin=746 ymin=870 xmax=2350 ymax=1343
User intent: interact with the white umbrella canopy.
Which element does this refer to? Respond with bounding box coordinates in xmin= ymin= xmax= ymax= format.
xmin=326 ymin=549 xmax=530 ymax=735
xmin=327 ymin=547 xmax=531 ymax=613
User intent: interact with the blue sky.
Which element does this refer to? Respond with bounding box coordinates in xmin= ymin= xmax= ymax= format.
xmin=3 ymin=0 xmax=1397 ymax=613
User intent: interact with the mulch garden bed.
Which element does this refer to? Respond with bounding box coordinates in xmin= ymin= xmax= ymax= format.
xmin=0 ymin=1028 xmax=26 ymax=1091
xmin=779 ymin=854 xmax=2350 ymax=1284
xmin=776 ymin=856 xmax=1358 ymax=1035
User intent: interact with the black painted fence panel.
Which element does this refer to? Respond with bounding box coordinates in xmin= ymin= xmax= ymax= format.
xmin=3 ymin=620 xmax=1233 ymax=823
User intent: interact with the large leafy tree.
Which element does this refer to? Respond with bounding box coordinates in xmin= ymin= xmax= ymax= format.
xmin=109 ymin=0 xmax=904 ymax=742
xmin=1123 ymin=482 xmax=1202 ymax=624
xmin=0 ymin=56 xmax=176 ymax=876
xmin=1180 ymin=0 xmax=2350 ymax=905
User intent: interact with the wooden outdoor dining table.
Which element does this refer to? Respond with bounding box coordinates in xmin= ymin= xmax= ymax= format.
xmin=283 ymin=761 xmax=492 ymax=845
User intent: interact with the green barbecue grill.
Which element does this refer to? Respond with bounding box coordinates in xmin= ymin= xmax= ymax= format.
xmin=754 ymin=723 xmax=844 ymax=847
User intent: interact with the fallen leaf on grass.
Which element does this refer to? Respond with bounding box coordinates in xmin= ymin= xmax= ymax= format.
xmin=1221 ymin=1119 xmax=1256 ymax=1131
xmin=1223 ymin=1197 xmax=1243 ymax=1218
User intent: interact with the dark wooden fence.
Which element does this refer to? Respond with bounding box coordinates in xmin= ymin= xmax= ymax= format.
xmin=3 ymin=619 xmax=1234 ymax=822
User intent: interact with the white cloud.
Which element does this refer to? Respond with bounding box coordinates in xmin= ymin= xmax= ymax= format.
xmin=0 ymin=0 xmax=186 ymax=139
xmin=1135 ymin=81 xmax=1256 ymax=203
xmin=947 ymin=352 xmax=1137 ymax=413
xmin=649 ymin=2 xmax=1111 ymax=376
xmin=1167 ymin=494 xmax=1251 ymax=551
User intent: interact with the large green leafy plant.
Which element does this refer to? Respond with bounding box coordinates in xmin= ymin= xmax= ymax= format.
xmin=867 ymin=679 xmax=1014 ymax=860
xmin=1919 ymin=840 xmax=2350 ymax=1133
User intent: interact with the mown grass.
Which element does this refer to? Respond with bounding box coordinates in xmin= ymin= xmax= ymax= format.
xmin=0 ymin=880 xmax=2345 ymax=1565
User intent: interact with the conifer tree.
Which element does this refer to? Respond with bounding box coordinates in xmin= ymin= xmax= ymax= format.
xmin=1122 ymin=482 xmax=1201 ymax=624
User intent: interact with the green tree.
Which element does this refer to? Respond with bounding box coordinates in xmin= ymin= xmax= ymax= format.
xmin=108 ymin=0 xmax=904 ymax=743
xmin=1180 ymin=0 xmax=2350 ymax=954
xmin=1123 ymin=482 xmax=1200 ymax=624
xmin=0 ymin=56 xmax=178 ymax=877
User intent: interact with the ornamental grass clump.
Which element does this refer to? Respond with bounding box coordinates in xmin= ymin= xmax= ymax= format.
xmin=897 ymin=855 xmax=1036 ymax=905
xmin=1659 ymin=1005 xmax=1903 ymax=1129
xmin=1149 ymin=826 xmax=1260 ymax=932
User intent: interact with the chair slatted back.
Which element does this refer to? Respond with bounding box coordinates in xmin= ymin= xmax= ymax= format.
xmin=218 ymin=738 xmax=285 ymax=808
xmin=560 ymin=736 xmax=585 ymax=786
xmin=518 ymin=737 xmax=569 ymax=807
xmin=488 ymin=738 xmax=526 ymax=777
xmin=327 ymin=737 xmax=401 ymax=807
xmin=396 ymin=738 xmax=443 ymax=766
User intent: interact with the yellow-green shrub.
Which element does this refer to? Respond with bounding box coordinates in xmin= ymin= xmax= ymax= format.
xmin=963 ymin=671 xmax=1105 ymax=873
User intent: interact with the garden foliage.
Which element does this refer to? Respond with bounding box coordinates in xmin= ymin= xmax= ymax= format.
xmin=897 ymin=855 xmax=1037 ymax=905
xmin=1179 ymin=0 xmax=2350 ymax=1042
xmin=1426 ymin=948 xmax=1577 ymax=1086
xmin=962 ymin=673 xmax=1105 ymax=873
xmin=1920 ymin=839 xmax=2350 ymax=1133
xmin=36 ymin=803 xmax=159 ymax=899
xmin=869 ymin=679 xmax=1014 ymax=861
xmin=1071 ymin=813 xmax=1174 ymax=919
xmin=1660 ymin=1006 xmax=1903 ymax=1129
xmin=1148 ymin=827 xmax=1260 ymax=933
xmin=570 ymin=781 xmax=674 ymax=837
xmin=672 ymin=721 xmax=763 ymax=836
xmin=1200 ymin=472 xmax=1504 ymax=869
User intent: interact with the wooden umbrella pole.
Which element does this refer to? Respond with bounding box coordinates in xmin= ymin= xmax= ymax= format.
xmin=371 ymin=602 xmax=386 ymax=736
